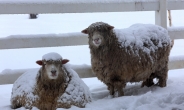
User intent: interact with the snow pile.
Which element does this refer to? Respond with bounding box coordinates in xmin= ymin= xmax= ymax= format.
xmin=114 ymin=24 xmax=170 ymax=55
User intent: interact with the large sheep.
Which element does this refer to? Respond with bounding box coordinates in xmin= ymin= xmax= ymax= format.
xmin=82 ymin=22 xmax=173 ymax=97
xmin=11 ymin=52 xmax=91 ymax=110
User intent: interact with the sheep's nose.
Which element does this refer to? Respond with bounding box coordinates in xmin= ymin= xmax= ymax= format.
xmin=51 ymin=70 xmax=56 ymax=74
xmin=94 ymin=38 xmax=99 ymax=42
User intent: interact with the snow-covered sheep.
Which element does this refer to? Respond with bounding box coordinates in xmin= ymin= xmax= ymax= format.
xmin=11 ymin=52 xmax=92 ymax=110
xmin=82 ymin=22 xmax=173 ymax=97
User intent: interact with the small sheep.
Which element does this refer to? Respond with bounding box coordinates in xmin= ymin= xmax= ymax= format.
xmin=82 ymin=22 xmax=173 ymax=97
xmin=29 ymin=14 xmax=38 ymax=19
xmin=11 ymin=52 xmax=91 ymax=110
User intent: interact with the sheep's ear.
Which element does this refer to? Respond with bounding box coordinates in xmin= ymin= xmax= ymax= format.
xmin=108 ymin=25 xmax=114 ymax=30
xmin=62 ymin=59 xmax=69 ymax=64
xmin=36 ymin=60 xmax=43 ymax=65
xmin=81 ymin=28 xmax=88 ymax=34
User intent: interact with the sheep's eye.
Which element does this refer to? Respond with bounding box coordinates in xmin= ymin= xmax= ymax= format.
xmin=55 ymin=63 xmax=60 ymax=66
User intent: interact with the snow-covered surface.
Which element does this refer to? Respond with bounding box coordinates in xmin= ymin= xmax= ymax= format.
xmin=0 ymin=10 xmax=184 ymax=110
xmin=42 ymin=52 xmax=62 ymax=61
xmin=11 ymin=63 xmax=91 ymax=109
xmin=3 ymin=69 xmax=184 ymax=110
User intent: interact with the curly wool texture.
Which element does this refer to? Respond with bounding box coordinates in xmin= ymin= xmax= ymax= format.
xmin=85 ymin=22 xmax=173 ymax=96
xmin=11 ymin=64 xmax=91 ymax=110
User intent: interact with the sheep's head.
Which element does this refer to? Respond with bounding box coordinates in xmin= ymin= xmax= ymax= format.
xmin=36 ymin=52 xmax=69 ymax=80
xmin=82 ymin=22 xmax=114 ymax=47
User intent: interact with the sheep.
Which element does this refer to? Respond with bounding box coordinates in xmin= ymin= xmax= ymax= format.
xmin=29 ymin=14 xmax=38 ymax=19
xmin=11 ymin=52 xmax=92 ymax=110
xmin=81 ymin=22 xmax=173 ymax=97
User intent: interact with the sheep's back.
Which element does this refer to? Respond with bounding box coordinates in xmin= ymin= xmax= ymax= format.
xmin=115 ymin=24 xmax=171 ymax=74
xmin=114 ymin=24 xmax=171 ymax=53
xmin=57 ymin=64 xmax=92 ymax=108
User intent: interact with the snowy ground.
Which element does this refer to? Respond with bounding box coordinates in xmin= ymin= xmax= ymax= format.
xmin=0 ymin=10 xmax=184 ymax=110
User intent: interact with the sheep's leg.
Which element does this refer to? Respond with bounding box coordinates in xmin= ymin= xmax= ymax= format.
xmin=153 ymin=66 xmax=168 ymax=87
xmin=11 ymin=97 xmax=25 ymax=109
xmin=141 ymin=74 xmax=154 ymax=87
xmin=141 ymin=78 xmax=154 ymax=87
xmin=107 ymin=84 xmax=114 ymax=96
xmin=118 ymin=89 xmax=124 ymax=97
xmin=11 ymin=103 xmax=20 ymax=109
xmin=115 ymin=82 xmax=125 ymax=97
xmin=157 ymin=67 xmax=168 ymax=87
xmin=117 ymin=84 xmax=125 ymax=97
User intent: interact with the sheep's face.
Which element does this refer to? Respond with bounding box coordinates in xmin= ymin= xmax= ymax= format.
xmin=43 ymin=61 xmax=61 ymax=79
xmin=91 ymin=32 xmax=104 ymax=47
xmin=81 ymin=22 xmax=114 ymax=48
xmin=36 ymin=59 xmax=69 ymax=80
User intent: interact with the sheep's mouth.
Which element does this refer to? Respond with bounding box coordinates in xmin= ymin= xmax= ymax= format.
xmin=94 ymin=42 xmax=100 ymax=45
xmin=51 ymin=74 xmax=56 ymax=77
xmin=50 ymin=73 xmax=58 ymax=79
xmin=51 ymin=73 xmax=57 ymax=77
xmin=93 ymin=40 xmax=101 ymax=47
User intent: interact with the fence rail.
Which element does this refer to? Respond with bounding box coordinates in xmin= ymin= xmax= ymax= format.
xmin=0 ymin=27 xmax=184 ymax=49
xmin=0 ymin=1 xmax=161 ymax=14
xmin=0 ymin=33 xmax=88 ymax=49
xmin=0 ymin=0 xmax=184 ymax=84
xmin=0 ymin=0 xmax=184 ymax=14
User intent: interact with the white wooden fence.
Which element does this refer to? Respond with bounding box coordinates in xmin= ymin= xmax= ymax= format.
xmin=0 ymin=0 xmax=184 ymax=84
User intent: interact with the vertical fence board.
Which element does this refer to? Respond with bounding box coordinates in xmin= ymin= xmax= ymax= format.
xmin=155 ymin=0 xmax=167 ymax=28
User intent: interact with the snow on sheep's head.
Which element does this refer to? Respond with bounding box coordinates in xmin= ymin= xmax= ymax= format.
xmin=81 ymin=22 xmax=114 ymax=47
xmin=36 ymin=52 xmax=69 ymax=80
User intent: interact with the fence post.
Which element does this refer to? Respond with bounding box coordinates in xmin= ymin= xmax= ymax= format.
xmin=155 ymin=0 xmax=167 ymax=28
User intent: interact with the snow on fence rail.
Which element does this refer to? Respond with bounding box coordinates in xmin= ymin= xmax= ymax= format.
xmin=1 ymin=0 xmax=184 ymax=84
